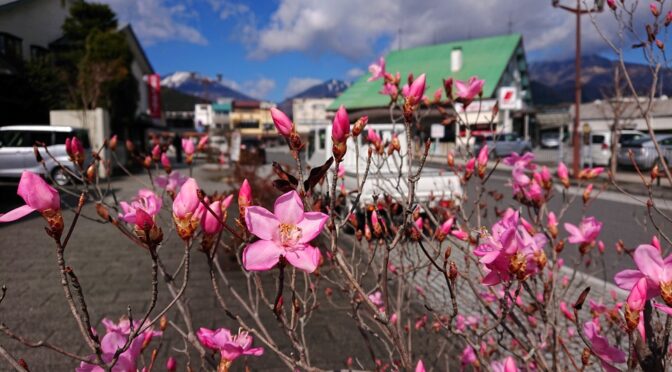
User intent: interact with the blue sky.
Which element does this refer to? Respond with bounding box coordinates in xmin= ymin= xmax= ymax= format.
xmin=101 ymin=0 xmax=653 ymax=102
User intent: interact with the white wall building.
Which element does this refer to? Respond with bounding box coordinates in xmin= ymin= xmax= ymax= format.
xmin=570 ymin=97 xmax=672 ymax=134
xmin=292 ymin=98 xmax=334 ymax=134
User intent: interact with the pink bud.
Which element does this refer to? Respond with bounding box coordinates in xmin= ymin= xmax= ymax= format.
xmin=181 ymin=138 xmax=195 ymax=155
xmin=540 ymin=166 xmax=551 ymax=183
xmin=239 ymin=179 xmax=252 ymax=208
xmin=166 ymin=356 xmax=177 ymax=372
xmin=337 ymin=163 xmax=345 ymax=178
xmin=414 ymin=217 xmax=423 ymax=231
xmin=222 ymin=194 xmax=234 ymax=209
xmin=520 ymin=217 xmax=535 ymax=235
xmin=332 ymin=105 xmax=350 ymax=143
xmin=651 ymin=2 xmax=660 ymax=17
xmin=152 ymin=144 xmax=161 ymax=160
xmin=547 ymin=212 xmax=557 ymax=228
xmin=0 ymin=171 xmax=61 ymax=222
xmin=406 ymin=73 xmax=426 ymax=102
xmin=477 ymin=145 xmax=488 ymax=168
xmin=607 ymin=0 xmax=616 ymax=10
xmin=433 ymin=88 xmax=442 ymax=102
xmin=198 ymin=135 xmax=208 ymax=150
xmin=415 ymin=360 xmax=425 ymax=372
xmin=439 ymin=218 xmax=454 ymax=235
xmin=202 ymin=200 xmax=223 ymax=235
xmin=598 ymin=240 xmax=605 ymax=253
xmin=172 ymin=178 xmax=200 ymax=218
xmin=161 ymin=153 xmax=171 ymax=169
xmin=652 ymin=235 xmax=661 ymax=251
xmin=666 ymin=10 xmax=672 ymax=25
xmin=451 ymin=229 xmax=468 ymax=241
xmin=465 ymin=158 xmax=475 ymax=173
xmin=270 ymin=107 xmax=294 ymax=137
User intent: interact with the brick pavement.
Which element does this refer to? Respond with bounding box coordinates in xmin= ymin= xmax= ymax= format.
xmin=0 ymin=165 xmax=371 ymax=371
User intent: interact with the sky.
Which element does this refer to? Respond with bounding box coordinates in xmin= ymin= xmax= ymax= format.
xmin=97 ymin=0 xmax=652 ymax=102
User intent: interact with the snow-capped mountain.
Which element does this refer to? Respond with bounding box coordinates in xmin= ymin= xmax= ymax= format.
xmin=277 ymin=79 xmax=350 ymax=116
xmin=161 ymin=72 xmax=255 ymax=101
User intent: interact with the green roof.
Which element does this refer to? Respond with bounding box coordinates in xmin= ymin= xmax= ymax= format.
xmin=329 ymin=34 xmax=522 ymax=111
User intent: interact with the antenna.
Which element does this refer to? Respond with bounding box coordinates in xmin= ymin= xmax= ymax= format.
xmin=398 ymin=27 xmax=402 ymax=50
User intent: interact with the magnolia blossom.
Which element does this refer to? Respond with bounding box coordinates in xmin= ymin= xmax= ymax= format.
xmin=379 ymin=82 xmax=398 ymax=97
xmin=474 ymin=209 xmax=547 ymax=285
xmin=502 ymin=152 xmax=535 ymax=169
xmin=197 ymin=327 xmax=263 ymax=363
xmin=119 ymin=189 xmax=162 ymax=225
xmin=615 ymin=244 xmax=672 ymax=302
xmin=202 ymin=195 xmax=233 ymax=236
xmin=332 ymin=105 xmax=350 ymax=143
xmin=0 ymin=171 xmax=60 ymax=222
xmin=405 ymin=73 xmax=426 ymax=102
xmin=564 ymin=216 xmax=602 ymax=247
xmin=557 ymin=162 xmax=570 ymax=187
xmin=154 ymin=171 xmax=188 ymax=192
xmin=367 ymin=129 xmax=381 ymax=146
xmin=172 ymin=178 xmax=203 ymax=239
xmin=270 ymin=107 xmax=294 ymax=137
xmin=65 ymin=136 xmax=85 ymax=165
xmin=490 ymin=356 xmax=518 ymax=372
xmin=460 ymin=346 xmax=477 ymax=367
xmin=583 ymin=321 xmax=626 ymax=372
xmin=151 ymin=144 xmax=161 ymax=160
xmin=166 ymin=356 xmax=177 ymax=372
xmin=455 ymin=76 xmax=485 ymax=103
xmin=197 ymin=135 xmax=208 ymax=151
xmin=181 ymin=138 xmax=195 ymax=155
xmin=77 ymin=318 xmax=161 ymax=372
xmin=368 ymin=57 xmax=386 ymax=82
xmin=243 ymin=191 xmax=328 ymax=273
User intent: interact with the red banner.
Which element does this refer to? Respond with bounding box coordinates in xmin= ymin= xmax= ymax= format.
xmin=147 ymin=74 xmax=162 ymax=119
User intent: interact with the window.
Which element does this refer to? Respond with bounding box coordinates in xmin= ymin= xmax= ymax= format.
xmin=238 ymin=120 xmax=259 ymax=129
xmin=591 ymin=135 xmax=606 ymax=144
xmin=318 ymin=129 xmax=326 ymax=150
xmin=0 ymin=33 xmax=23 ymax=62
xmin=30 ymin=45 xmax=48 ymax=60
xmin=0 ymin=131 xmax=29 ymax=147
xmin=620 ymin=133 xmax=645 ymax=144
xmin=30 ymin=131 xmax=53 ymax=146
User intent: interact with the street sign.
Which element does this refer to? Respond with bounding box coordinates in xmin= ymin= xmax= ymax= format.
xmin=498 ymin=87 xmax=519 ymax=110
xmin=430 ymin=124 xmax=445 ymax=139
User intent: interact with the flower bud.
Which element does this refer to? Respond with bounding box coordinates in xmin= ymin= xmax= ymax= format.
xmin=86 ymin=164 xmax=96 ymax=183
xmin=143 ymin=155 xmax=152 ymax=169
xmin=557 ymin=162 xmax=570 ymax=188
xmin=270 ymin=107 xmax=294 ymax=138
xmin=109 ymin=135 xmax=118 ymax=151
xmin=352 ymin=116 xmax=368 ymax=137
xmin=161 ymin=153 xmax=172 ymax=174
xmin=152 ymin=144 xmax=161 ymax=161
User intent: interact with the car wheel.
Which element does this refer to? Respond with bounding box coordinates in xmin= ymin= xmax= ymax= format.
xmin=51 ymin=167 xmax=70 ymax=186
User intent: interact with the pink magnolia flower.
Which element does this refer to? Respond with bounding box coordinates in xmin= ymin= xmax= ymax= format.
xmin=433 ymin=88 xmax=442 ymax=102
xmin=415 ymin=360 xmax=425 ymax=372
xmin=77 ymin=318 xmax=161 ymax=372
xmin=560 ymin=301 xmax=574 ymax=321
xmin=197 ymin=135 xmax=208 ymax=151
xmin=161 ymin=153 xmax=171 ymax=171
xmin=606 ymin=0 xmax=616 ymax=10
xmin=368 ymin=57 xmax=386 ymax=82
xmin=0 ymin=171 xmax=60 ymax=222
xmin=547 ymin=211 xmax=558 ymax=237
xmin=557 ymin=162 xmax=569 ymax=187
xmin=65 ymin=136 xmax=85 ymax=164
xmin=502 ymin=152 xmax=535 ymax=169
xmin=181 ymin=138 xmax=195 ymax=155
xmin=490 ymin=356 xmax=518 ymax=372
xmin=119 ymin=189 xmax=162 ymax=225
xmin=460 ymin=346 xmax=477 ymax=367
xmin=154 ymin=171 xmax=188 ymax=192
xmin=614 ymin=244 xmax=672 ymax=300
xmin=589 ymin=299 xmax=607 ymax=314
xmin=367 ymin=129 xmax=382 ymax=146
xmin=172 ymin=178 xmax=202 ymax=239
xmin=651 ymin=2 xmax=660 ymax=17
xmin=197 ymin=327 xmax=263 ymax=363
xmin=564 ymin=216 xmax=602 ymax=246
xmin=455 ymin=76 xmax=485 ymax=102
xmin=332 ymin=105 xmax=350 ymax=143
xmin=243 ymin=191 xmax=328 ymax=273
xmin=239 ymin=179 xmax=252 ymax=209
xmin=368 ymin=291 xmax=384 ymax=308
xmin=451 ymin=229 xmax=468 ymax=241
xmin=627 ymin=277 xmax=647 ymax=313
xmin=583 ymin=321 xmax=626 ymax=372
xmin=405 ymin=73 xmax=426 ymax=102
xmin=270 ymin=107 xmax=294 ymax=137
xmin=652 ymin=235 xmax=661 ymax=251
xmin=202 ymin=198 xmax=227 ymax=235
xmin=151 ymin=144 xmax=161 ymax=160
xmin=379 ymin=82 xmax=398 ymax=97
xmin=166 ymin=356 xmax=177 ymax=371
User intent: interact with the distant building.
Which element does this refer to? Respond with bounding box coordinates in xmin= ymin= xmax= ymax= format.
xmin=230 ymin=101 xmax=275 ymax=138
xmin=329 ymin=34 xmax=532 ymax=152
xmin=162 ymin=87 xmax=210 ymax=129
xmin=570 ymin=98 xmax=672 ymax=134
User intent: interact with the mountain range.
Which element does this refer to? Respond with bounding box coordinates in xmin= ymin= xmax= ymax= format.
xmin=161 ymin=72 xmax=255 ymax=101
xmin=529 ymin=54 xmax=672 ymax=106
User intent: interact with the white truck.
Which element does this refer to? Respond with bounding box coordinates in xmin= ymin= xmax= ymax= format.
xmin=322 ymin=123 xmax=462 ymax=208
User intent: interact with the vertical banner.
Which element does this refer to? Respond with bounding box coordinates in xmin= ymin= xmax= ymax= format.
xmin=147 ymin=74 xmax=162 ymax=119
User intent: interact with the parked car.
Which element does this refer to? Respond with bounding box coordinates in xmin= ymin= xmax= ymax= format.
xmin=0 ymin=125 xmax=90 ymax=185
xmin=540 ymin=131 xmax=569 ymax=149
xmin=474 ymin=133 xmax=532 ymax=158
xmin=617 ymin=134 xmax=672 ymax=170
xmin=563 ymin=130 xmax=647 ymax=166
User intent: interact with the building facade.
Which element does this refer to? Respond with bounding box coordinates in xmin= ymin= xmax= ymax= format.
xmin=230 ymin=101 xmax=275 ymax=138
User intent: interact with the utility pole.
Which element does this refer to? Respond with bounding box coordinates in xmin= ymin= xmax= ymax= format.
xmin=552 ymin=0 xmax=604 ymax=177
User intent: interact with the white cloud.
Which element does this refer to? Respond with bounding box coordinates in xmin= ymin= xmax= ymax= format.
xmin=346 ymin=67 xmax=364 ymax=79
xmin=207 ymin=0 xmax=251 ymax=20
xmin=243 ymin=0 xmax=631 ymax=61
xmin=242 ymin=78 xmax=277 ymax=99
xmin=284 ymin=77 xmax=322 ymax=97
xmin=99 ymin=0 xmax=207 ymax=45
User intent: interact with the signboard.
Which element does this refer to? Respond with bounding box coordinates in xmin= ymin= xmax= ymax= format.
xmin=230 ymin=130 xmax=241 ymax=162
xmin=147 ymin=74 xmax=162 ymax=119
xmin=455 ymin=99 xmax=497 ymax=113
xmin=430 ymin=124 xmax=445 ymax=139
xmin=498 ymin=87 xmax=519 ymax=110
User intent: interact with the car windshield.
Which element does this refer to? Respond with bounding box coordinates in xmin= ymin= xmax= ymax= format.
xmin=620 ymin=133 xmax=646 ymax=144
xmin=624 ymin=136 xmax=652 ymax=146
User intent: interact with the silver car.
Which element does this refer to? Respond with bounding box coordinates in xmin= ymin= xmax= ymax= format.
xmin=474 ymin=133 xmax=533 ymax=158
xmin=617 ymin=134 xmax=672 ymax=170
xmin=0 ymin=125 xmax=90 ymax=185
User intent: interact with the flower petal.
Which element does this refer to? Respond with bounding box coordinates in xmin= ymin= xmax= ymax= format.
xmin=245 ymin=206 xmax=279 ymax=241
xmin=274 ymin=191 xmax=304 ymax=225
xmin=654 ymin=302 xmax=672 ymax=315
xmin=284 ymin=245 xmax=321 ymax=273
xmin=0 ymin=204 xmax=36 ymax=222
xmin=296 ymin=212 xmax=328 ymax=243
xmin=242 ymin=240 xmax=283 ymax=271
xmin=563 ymin=223 xmax=582 ymax=244
xmin=614 ymin=270 xmax=645 ymax=290
xmin=633 ymin=244 xmax=664 ymax=283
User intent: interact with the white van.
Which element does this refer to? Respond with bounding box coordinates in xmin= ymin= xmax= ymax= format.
xmin=0 ymin=125 xmax=90 ymax=185
xmin=564 ymin=129 xmax=647 ymax=166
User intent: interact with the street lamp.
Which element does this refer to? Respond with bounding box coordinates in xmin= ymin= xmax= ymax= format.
xmin=552 ymin=0 xmax=604 ymax=177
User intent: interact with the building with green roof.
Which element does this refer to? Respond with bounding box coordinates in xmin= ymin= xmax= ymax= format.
xmin=329 ymin=34 xmax=532 ymax=148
